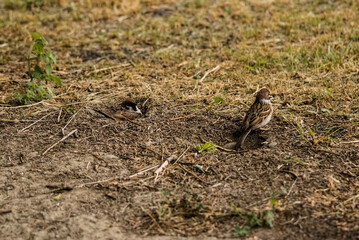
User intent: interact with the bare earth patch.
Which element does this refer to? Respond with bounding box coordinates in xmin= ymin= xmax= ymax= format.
xmin=1 ymin=99 xmax=358 ymax=239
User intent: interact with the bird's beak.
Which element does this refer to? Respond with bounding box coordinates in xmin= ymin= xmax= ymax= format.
xmin=135 ymin=106 xmax=142 ymax=115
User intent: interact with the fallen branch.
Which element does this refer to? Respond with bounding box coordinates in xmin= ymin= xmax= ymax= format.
xmin=42 ymin=129 xmax=77 ymax=155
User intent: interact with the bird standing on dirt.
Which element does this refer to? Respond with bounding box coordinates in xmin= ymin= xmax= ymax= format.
xmin=113 ymin=98 xmax=142 ymax=120
xmin=235 ymin=88 xmax=273 ymax=150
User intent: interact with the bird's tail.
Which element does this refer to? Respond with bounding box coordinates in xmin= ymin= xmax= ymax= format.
xmin=235 ymin=128 xmax=252 ymax=150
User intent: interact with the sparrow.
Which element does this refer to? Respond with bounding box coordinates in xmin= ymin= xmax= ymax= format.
xmin=235 ymin=88 xmax=273 ymax=150
xmin=95 ymin=98 xmax=142 ymax=122
xmin=113 ymin=98 xmax=142 ymax=120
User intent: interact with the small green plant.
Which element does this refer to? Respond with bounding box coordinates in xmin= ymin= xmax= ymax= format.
xmin=155 ymin=191 xmax=205 ymax=222
xmin=24 ymin=0 xmax=45 ymax=9
xmin=27 ymin=32 xmax=60 ymax=85
xmin=207 ymin=96 xmax=224 ymax=110
xmin=233 ymin=225 xmax=251 ymax=237
xmin=233 ymin=194 xmax=277 ymax=237
xmin=308 ymin=127 xmax=317 ymax=144
xmin=195 ymin=142 xmax=217 ymax=153
xmin=11 ymin=82 xmax=53 ymax=105
xmin=70 ymin=2 xmax=79 ymax=20
xmin=10 ymin=32 xmax=60 ymax=105
xmin=5 ymin=0 xmax=46 ymax=10
xmin=324 ymin=87 xmax=334 ymax=98
xmin=287 ymin=115 xmax=340 ymax=145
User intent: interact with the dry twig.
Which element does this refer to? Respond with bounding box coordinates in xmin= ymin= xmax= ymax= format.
xmin=280 ymin=170 xmax=298 ymax=196
xmin=199 ymin=65 xmax=221 ymax=83
xmin=0 ymin=119 xmax=36 ymax=122
xmin=343 ymin=194 xmax=359 ymax=203
xmin=170 ymin=114 xmax=196 ymax=120
xmin=178 ymin=164 xmax=208 ymax=184
xmin=141 ymin=207 xmax=165 ymax=234
xmin=87 ymin=64 xmax=130 ymax=74
xmin=0 ymin=101 xmax=45 ymax=109
xmin=340 ymin=140 xmax=359 ymax=144
xmin=0 ymin=209 xmax=12 ymax=215
xmin=19 ymin=112 xmax=52 ymax=132
xmin=42 ymin=129 xmax=77 ymax=155
xmin=171 ymin=146 xmax=190 ymax=166
xmin=62 ymin=109 xmax=81 ymax=134
xmin=154 ymin=160 xmax=169 ymax=182
xmin=57 ymin=108 xmax=62 ymax=122
xmin=94 ymin=109 xmax=142 ymax=126
xmin=77 ymin=178 xmax=116 ymax=188
xmin=199 ymin=136 xmax=237 ymax=152
xmin=129 ymin=165 xmax=159 ymax=178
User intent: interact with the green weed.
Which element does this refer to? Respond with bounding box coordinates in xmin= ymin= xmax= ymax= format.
xmin=28 ymin=32 xmax=61 ymax=85
xmin=9 ymin=32 xmax=60 ymax=105
xmin=195 ymin=142 xmax=217 ymax=153
xmin=11 ymin=81 xmax=53 ymax=105
xmin=284 ymin=112 xmax=341 ymax=145
xmin=155 ymin=191 xmax=204 ymax=222
xmin=233 ymin=194 xmax=277 ymax=237
xmin=207 ymin=96 xmax=224 ymax=110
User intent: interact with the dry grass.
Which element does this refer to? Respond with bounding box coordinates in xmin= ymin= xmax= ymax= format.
xmin=0 ymin=0 xmax=358 ymax=239
xmin=1 ymin=0 xmax=358 ymax=136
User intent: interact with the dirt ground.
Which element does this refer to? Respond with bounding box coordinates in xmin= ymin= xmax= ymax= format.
xmin=1 ymin=99 xmax=358 ymax=239
xmin=1 ymin=0 xmax=359 ymax=239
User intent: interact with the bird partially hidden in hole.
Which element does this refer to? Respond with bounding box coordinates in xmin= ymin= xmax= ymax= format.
xmin=235 ymin=88 xmax=273 ymax=150
xmin=95 ymin=98 xmax=142 ymax=123
xmin=113 ymin=98 xmax=142 ymax=120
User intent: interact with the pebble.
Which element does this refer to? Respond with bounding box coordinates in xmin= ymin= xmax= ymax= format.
xmin=223 ymin=142 xmax=237 ymax=150
xmin=268 ymin=142 xmax=278 ymax=148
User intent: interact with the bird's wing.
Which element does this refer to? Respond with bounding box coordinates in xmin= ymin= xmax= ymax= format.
xmin=244 ymin=102 xmax=272 ymax=129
